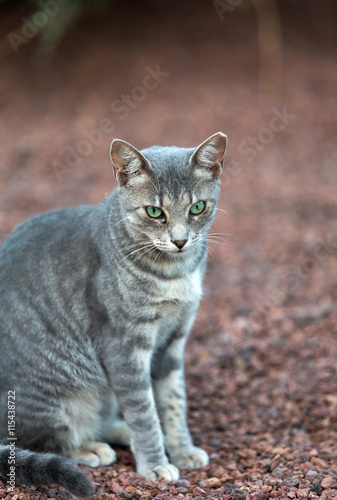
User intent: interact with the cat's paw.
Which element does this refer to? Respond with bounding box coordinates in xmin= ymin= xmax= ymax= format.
xmin=140 ymin=463 xmax=179 ymax=482
xmin=169 ymin=446 xmax=209 ymax=470
xmin=91 ymin=442 xmax=117 ymax=466
xmin=69 ymin=442 xmax=116 ymax=467
xmin=148 ymin=463 xmax=180 ymax=482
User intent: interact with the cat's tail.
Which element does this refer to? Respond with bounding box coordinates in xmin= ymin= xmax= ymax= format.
xmin=0 ymin=444 xmax=94 ymax=498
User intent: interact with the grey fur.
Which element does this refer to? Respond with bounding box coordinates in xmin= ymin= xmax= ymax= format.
xmin=0 ymin=132 xmax=227 ymax=495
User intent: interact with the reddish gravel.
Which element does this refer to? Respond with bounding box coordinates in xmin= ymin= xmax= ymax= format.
xmin=1 ymin=1 xmax=337 ymax=499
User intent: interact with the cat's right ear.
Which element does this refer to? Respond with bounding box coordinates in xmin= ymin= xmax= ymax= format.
xmin=190 ymin=132 xmax=228 ymax=180
xmin=110 ymin=139 xmax=152 ymax=186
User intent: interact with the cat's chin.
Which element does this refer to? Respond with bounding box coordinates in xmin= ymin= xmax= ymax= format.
xmin=166 ymin=248 xmax=190 ymax=257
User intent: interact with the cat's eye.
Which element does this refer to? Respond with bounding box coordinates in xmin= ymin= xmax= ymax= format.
xmin=146 ymin=206 xmax=163 ymax=219
xmin=190 ymin=201 xmax=205 ymax=215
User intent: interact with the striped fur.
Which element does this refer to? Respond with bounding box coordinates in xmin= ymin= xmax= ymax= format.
xmin=0 ymin=133 xmax=227 ymax=495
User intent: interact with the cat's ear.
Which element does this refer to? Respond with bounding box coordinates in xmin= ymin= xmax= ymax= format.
xmin=190 ymin=132 xmax=228 ymax=180
xmin=110 ymin=139 xmax=152 ymax=186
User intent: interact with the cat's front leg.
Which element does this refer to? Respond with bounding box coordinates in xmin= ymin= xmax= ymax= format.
xmin=152 ymin=330 xmax=209 ymax=471
xmin=106 ymin=339 xmax=179 ymax=482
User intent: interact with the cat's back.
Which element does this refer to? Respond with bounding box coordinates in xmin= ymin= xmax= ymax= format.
xmin=0 ymin=201 xmax=109 ymax=304
xmin=1 ymin=205 xmax=91 ymax=262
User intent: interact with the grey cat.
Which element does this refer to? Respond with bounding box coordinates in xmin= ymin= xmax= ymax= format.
xmin=0 ymin=132 xmax=227 ymax=497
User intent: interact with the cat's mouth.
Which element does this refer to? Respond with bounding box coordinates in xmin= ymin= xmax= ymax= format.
xmin=153 ymin=241 xmax=191 ymax=255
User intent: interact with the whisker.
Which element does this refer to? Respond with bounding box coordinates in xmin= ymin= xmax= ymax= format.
xmin=115 ymin=216 xmax=130 ymax=226
xmin=207 ymin=236 xmax=228 ymax=242
xmin=121 ymin=248 xmax=155 ymax=268
xmin=151 ymin=248 xmax=163 ymax=268
xmin=123 ymin=241 xmax=153 ymax=251
xmin=118 ymin=242 xmax=154 ymax=265
xmin=134 ymin=246 xmax=156 ymax=260
xmin=207 ymin=236 xmax=228 ymax=243
xmin=208 ymin=232 xmax=231 ymax=236
xmin=207 ymin=246 xmax=215 ymax=261
xmin=148 ymin=177 xmax=160 ymax=195
xmin=207 ymin=239 xmax=228 ymax=246
xmin=208 ymin=233 xmax=229 ymax=240
xmin=193 ymin=177 xmax=206 ymax=191
xmin=133 ymin=246 xmax=158 ymax=266
xmin=196 ymin=240 xmax=215 ymax=261
xmin=215 ymin=208 xmax=230 ymax=216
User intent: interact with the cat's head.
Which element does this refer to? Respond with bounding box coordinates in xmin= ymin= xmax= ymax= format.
xmin=109 ymin=133 xmax=227 ymax=256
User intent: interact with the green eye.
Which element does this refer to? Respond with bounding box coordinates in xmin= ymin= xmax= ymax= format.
xmin=190 ymin=201 xmax=205 ymax=215
xmin=146 ymin=206 xmax=163 ymax=218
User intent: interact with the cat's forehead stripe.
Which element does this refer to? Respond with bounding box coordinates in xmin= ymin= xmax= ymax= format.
xmin=159 ymin=190 xmax=192 ymax=207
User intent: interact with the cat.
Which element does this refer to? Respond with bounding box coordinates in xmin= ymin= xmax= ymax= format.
xmin=0 ymin=132 xmax=227 ymax=497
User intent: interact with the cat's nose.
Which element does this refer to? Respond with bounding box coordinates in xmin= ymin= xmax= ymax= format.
xmin=172 ymin=239 xmax=188 ymax=250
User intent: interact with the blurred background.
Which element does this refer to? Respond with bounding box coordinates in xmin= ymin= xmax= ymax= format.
xmin=1 ymin=1 xmax=337 ymax=495
xmin=0 ymin=0 xmax=336 ymax=320
xmin=0 ymin=0 xmax=335 ymax=222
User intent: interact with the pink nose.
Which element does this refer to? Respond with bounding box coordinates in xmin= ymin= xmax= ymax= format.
xmin=172 ymin=239 xmax=187 ymax=249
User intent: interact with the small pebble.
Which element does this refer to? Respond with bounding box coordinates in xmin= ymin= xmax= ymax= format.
xmin=310 ymin=482 xmax=323 ymax=496
xmin=273 ymin=467 xmax=283 ymax=478
xmin=119 ymin=493 xmax=132 ymax=500
xmin=283 ymin=477 xmax=300 ymax=487
xmin=306 ymin=470 xmax=319 ymax=482
xmin=253 ymin=490 xmax=269 ymax=500
xmin=311 ymin=457 xmax=329 ymax=468
xmin=221 ymin=473 xmax=233 ymax=483
xmin=176 ymin=478 xmax=191 ymax=488
xmin=298 ymin=453 xmax=310 ymax=463
xmin=271 ymin=455 xmax=283 ymax=470
xmin=321 ymin=477 xmax=334 ymax=489
xmin=271 ymin=447 xmax=289 ymax=456
xmin=203 ymin=477 xmax=221 ymax=488
xmin=175 ymin=487 xmax=188 ymax=494
xmin=231 ymin=490 xmax=247 ymax=500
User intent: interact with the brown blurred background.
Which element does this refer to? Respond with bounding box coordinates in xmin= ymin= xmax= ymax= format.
xmin=1 ymin=0 xmax=337 ymax=351
xmin=0 ymin=0 xmax=336 ymax=228
xmin=1 ymin=0 xmax=337 ymax=349
xmin=1 ymin=1 xmax=337 ymax=497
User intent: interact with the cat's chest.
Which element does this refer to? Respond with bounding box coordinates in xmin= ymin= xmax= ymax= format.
xmin=151 ymin=269 xmax=202 ymax=306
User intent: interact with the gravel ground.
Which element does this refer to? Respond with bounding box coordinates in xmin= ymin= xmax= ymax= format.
xmin=1 ymin=1 xmax=337 ymax=498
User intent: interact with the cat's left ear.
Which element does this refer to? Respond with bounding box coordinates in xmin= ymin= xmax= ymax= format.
xmin=110 ymin=139 xmax=152 ymax=186
xmin=190 ymin=132 xmax=228 ymax=179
